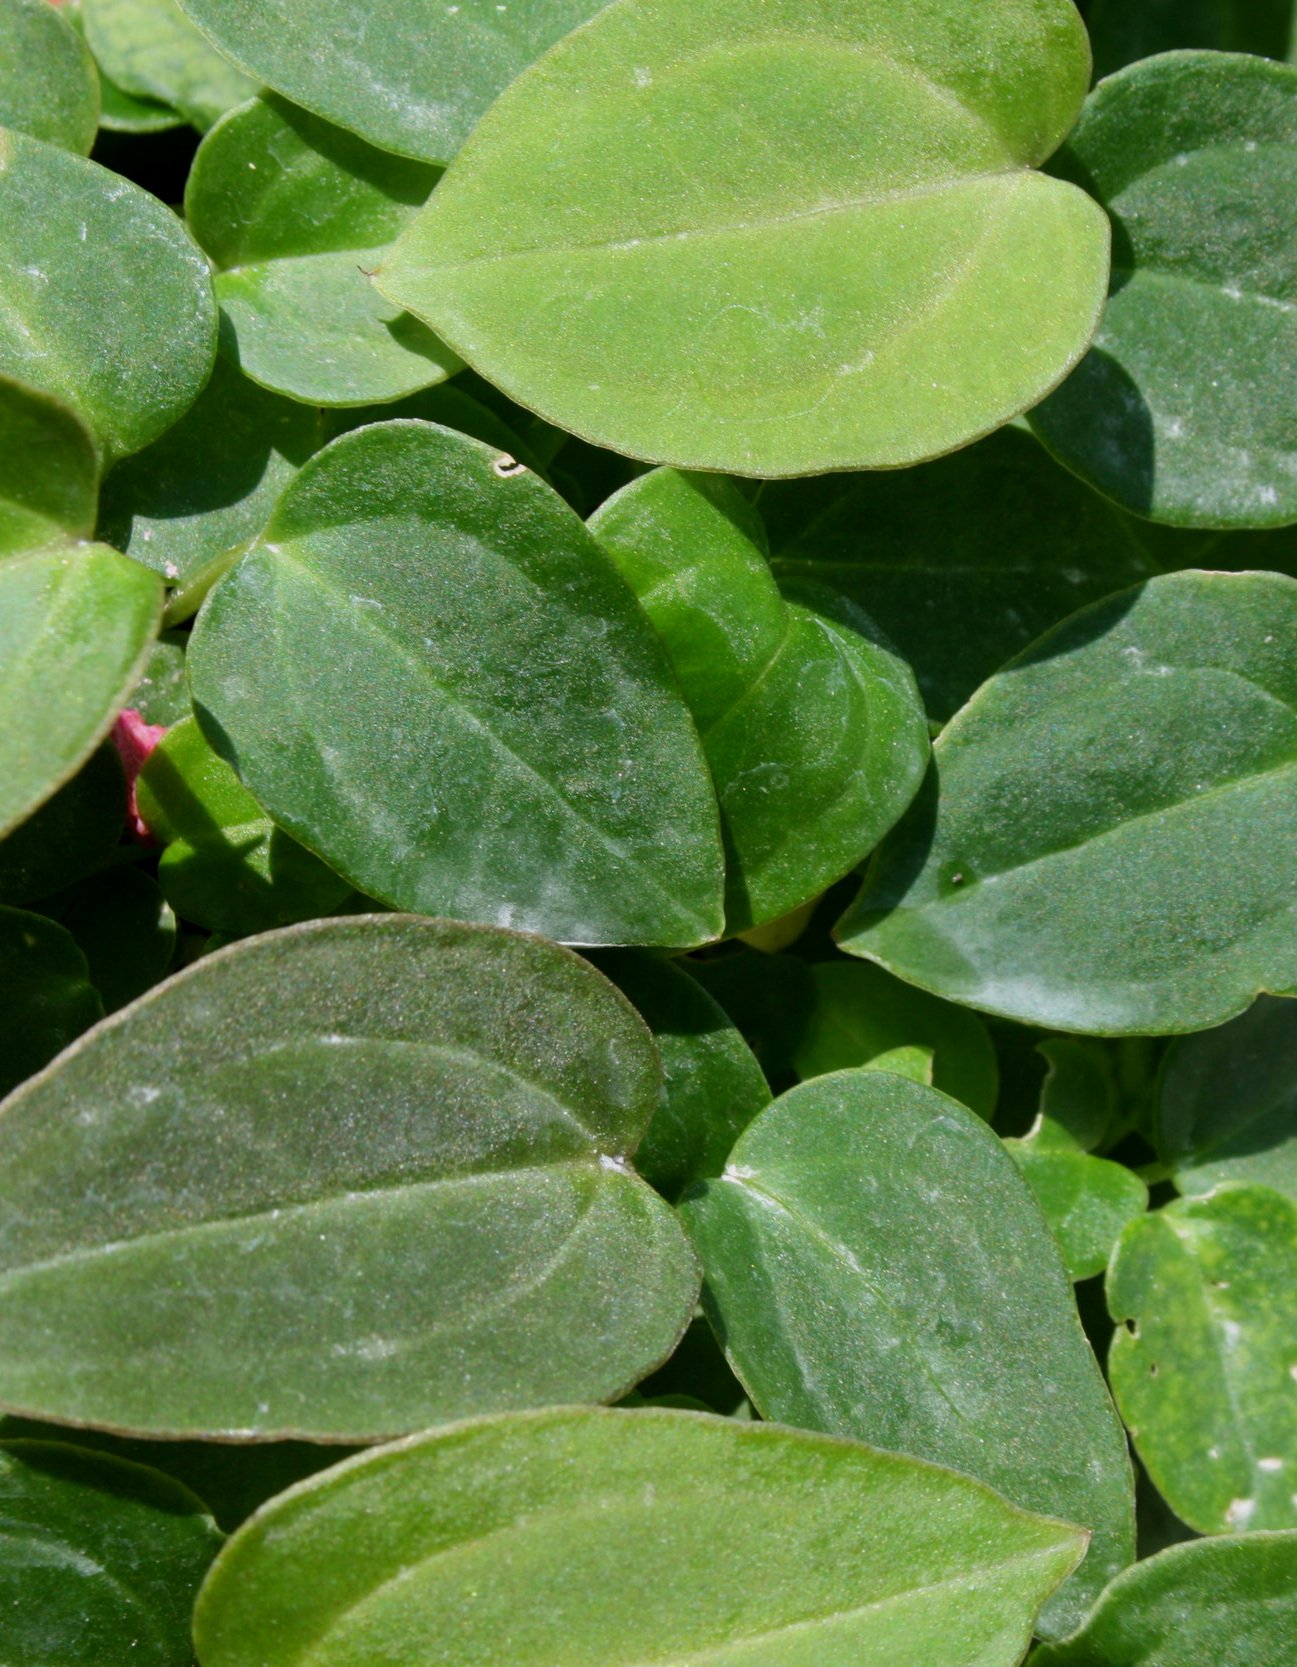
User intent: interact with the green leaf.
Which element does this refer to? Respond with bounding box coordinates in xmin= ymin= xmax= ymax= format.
xmin=1033 ymin=1037 xmax=1121 ymax=1153
xmin=0 ymin=127 xmax=217 ymax=461
xmin=0 ymin=374 xmax=99 ymax=557
xmin=1108 ymin=1186 xmax=1297 ymax=1534
xmin=193 ymin=1406 xmax=1086 ymax=1667
xmin=590 ymin=469 xmax=929 ymax=931
xmin=187 ymin=95 xmax=460 ymax=407
xmin=0 ymin=1439 xmax=222 ymax=1666
xmin=1004 ymin=1140 xmax=1147 ymax=1283
xmin=1158 ymin=996 xmax=1297 ymax=1202
xmin=82 ymin=0 xmax=255 ymax=130
xmin=0 ymin=906 xmax=103 ymax=1096
xmin=680 ymin=1071 xmax=1135 ymax=1636
xmin=758 ymin=427 xmax=1159 ymax=721
xmin=0 ymin=543 xmax=161 ymax=839
xmin=188 ymin=422 xmax=726 ymax=948
xmin=0 ymin=0 xmax=100 ymax=153
xmin=54 ymin=867 xmax=177 ymax=1013
xmin=589 ymin=949 xmax=771 ymax=1200
xmin=136 ymin=715 xmax=354 ymax=935
xmin=792 ymin=959 xmax=998 ymax=1119
xmin=1031 ymin=52 xmax=1297 ymax=529
xmin=173 ymin=0 xmax=602 ymax=164
xmin=1033 ymin=1531 xmax=1297 ymax=1667
xmin=839 ymin=571 xmax=1297 ymax=1035
xmin=0 ymin=743 xmax=125 ymax=907
xmin=127 ymin=630 xmax=189 ymax=726
xmin=376 ymin=0 xmax=1109 ymax=477
xmin=98 ymin=350 xmax=322 ymax=589
xmin=0 ymin=915 xmax=700 ymax=1439
xmin=1085 ymin=0 xmax=1297 ymax=86
xmin=687 ymin=948 xmax=818 ymax=1085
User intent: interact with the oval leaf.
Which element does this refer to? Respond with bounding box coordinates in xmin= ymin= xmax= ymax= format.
xmin=0 ymin=0 xmax=100 ymax=153
xmin=82 ymin=0 xmax=255 ymax=130
xmin=0 ymin=374 xmax=98 ymax=558
xmin=1004 ymin=1140 xmax=1148 ymax=1282
xmin=188 ymin=422 xmax=725 ymax=947
xmin=0 ymin=907 xmax=102 ymax=1097
xmin=839 ymin=571 xmax=1297 ymax=1034
xmin=377 ymin=0 xmax=1109 ymax=476
xmin=0 ymin=916 xmax=700 ymax=1440
xmin=680 ymin=1070 xmax=1135 ymax=1636
xmin=193 ymin=1407 xmax=1086 ymax=1667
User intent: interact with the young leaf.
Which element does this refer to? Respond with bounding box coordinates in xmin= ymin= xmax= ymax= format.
xmin=193 ymin=1407 xmax=1086 ymax=1667
xmin=590 ymin=469 xmax=929 ymax=931
xmin=839 ymin=572 xmax=1297 ymax=1034
xmin=0 ymin=543 xmax=161 ymax=840
xmin=82 ymin=0 xmax=255 ymax=131
xmin=0 ymin=0 xmax=100 ymax=154
xmin=0 ymin=1439 xmax=222 ymax=1666
xmin=187 ymin=422 xmax=726 ymax=948
xmin=0 ymin=916 xmax=700 ymax=1440
xmin=1158 ymin=996 xmax=1297 ymax=1202
xmin=0 ymin=128 xmax=217 ymax=461
xmin=1032 ymin=1531 xmax=1297 ymax=1667
xmin=792 ymin=959 xmax=998 ymax=1119
xmin=173 ymin=0 xmax=603 ymax=164
xmin=377 ymin=0 xmax=1109 ymax=477
xmin=1108 ymin=1185 xmax=1297 ymax=1534
xmin=758 ymin=427 xmax=1159 ymax=721
xmin=186 ymin=95 xmax=460 ymax=407
xmin=680 ymin=1070 xmax=1135 ymax=1636
xmin=0 ymin=907 xmax=102 ymax=1096
xmin=0 ymin=375 xmax=99 ymax=557
xmin=1032 ymin=52 xmax=1297 ymax=528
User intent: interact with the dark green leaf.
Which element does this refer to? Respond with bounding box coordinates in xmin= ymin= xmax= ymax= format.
xmin=0 ymin=906 xmax=103 ymax=1096
xmin=56 ymin=867 xmax=176 ymax=1012
xmin=0 ymin=743 xmax=125 ymax=906
xmin=127 ymin=630 xmax=190 ymax=726
xmin=1085 ymin=0 xmax=1297 ymax=85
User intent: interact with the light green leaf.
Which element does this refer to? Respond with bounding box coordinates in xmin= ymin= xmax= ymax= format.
xmin=0 ymin=906 xmax=102 ymax=1096
xmin=1033 ymin=1532 xmax=1297 ymax=1667
xmin=839 ymin=571 xmax=1297 ymax=1035
xmin=680 ymin=1071 xmax=1135 ymax=1636
xmin=591 ymin=469 xmax=929 ymax=930
xmin=82 ymin=0 xmax=255 ymax=130
xmin=0 ymin=0 xmax=99 ymax=153
xmin=589 ymin=949 xmax=771 ymax=1200
xmin=174 ymin=0 xmax=602 ymax=164
xmin=0 ymin=127 xmax=217 ymax=461
xmin=377 ymin=0 xmax=1109 ymax=476
xmin=1159 ymin=996 xmax=1297 ymax=1202
xmin=186 ymin=94 xmax=459 ymax=406
xmin=792 ymin=959 xmax=998 ymax=1119
xmin=758 ymin=427 xmax=1159 ymax=721
xmin=0 ymin=743 xmax=125 ymax=907
xmin=0 ymin=373 xmax=98 ymax=558
xmin=0 ymin=542 xmax=161 ymax=839
xmin=0 ymin=1439 xmax=222 ymax=1667
xmin=188 ymin=422 xmax=725 ymax=948
xmin=1032 ymin=52 xmax=1297 ymax=529
xmin=1033 ymin=1037 xmax=1120 ymax=1153
xmin=0 ymin=916 xmax=700 ymax=1439
xmin=1004 ymin=1141 xmax=1147 ymax=1283
xmin=136 ymin=715 xmax=353 ymax=935
xmin=1085 ymin=0 xmax=1297 ymax=86
xmin=193 ymin=1406 xmax=1086 ymax=1667
xmin=1108 ymin=1186 xmax=1297 ymax=1533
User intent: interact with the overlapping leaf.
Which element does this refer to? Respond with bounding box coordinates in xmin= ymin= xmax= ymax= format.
xmin=82 ymin=0 xmax=254 ymax=131
xmin=0 ymin=374 xmax=98 ymax=558
xmin=0 ymin=0 xmax=100 ymax=153
xmin=0 ymin=907 xmax=102 ymax=1097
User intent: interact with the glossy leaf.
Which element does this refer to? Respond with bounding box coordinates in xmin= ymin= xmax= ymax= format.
xmin=1108 ymin=1186 xmax=1297 ymax=1533
xmin=0 ymin=374 xmax=98 ymax=557
xmin=194 ymin=1406 xmax=1086 ymax=1667
xmin=591 ymin=469 xmax=929 ymax=931
xmin=1158 ymin=996 xmax=1297 ymax=1202
xmin=839 ymin=571 xmax=1297 ymax=1035
xmin=187 ymin=95 xmax=459 ymax=407
xmin=590 ymin=949 xmax=771 ymax=1199
xmin=0 ymin=743 xmax=125 ymax=906
xmin=0 ymin=1439 xmax=222 ymax=1666
xmin=680 ymin=1071 xmax=1135 ymax=1635
xmin=174 ymin=0 xmax=602 ymax=164
xmin=82 ymin=0 xmax=254 ymax=130
xmin=1032 ymin=52 xmax=1297 ymax=529
xmin=0 ymin=907 xmax=102 ymax=1097
xmin=0 ymin=128 xmax=217 ymax=461
xmin=0 ymin=0 xmax=99 ymax=153
xmin=136 ymin=715 xmax=354 ymax=935
xmin=0 ymin=916 xmax=700 ymax=1440
xmin=1033 ymin=1532 xmax=1297 ymax=1667
xmin=99 ymin=351 xmax=322 ymax=588
xmin=758 ymin=427 xmax=1159 ymax=721
xmin=188 ymin=422 xmax=725 ymax=948
xmin=0 ymin=543 xmax=161 ymax=839
xmin=55 ymin=867 xmax=177 ymax=1012
xmin=792 ymin=959 xmax=998 ymax=1119
xmin=1085 ymin=0 xmax=1297 ymax=85
xmin=377 ymin=0 xmax=1109 ymax=477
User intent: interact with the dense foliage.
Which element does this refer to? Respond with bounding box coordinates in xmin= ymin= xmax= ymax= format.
xmin=2 ymin=0 xmax=1297 ymax=1662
